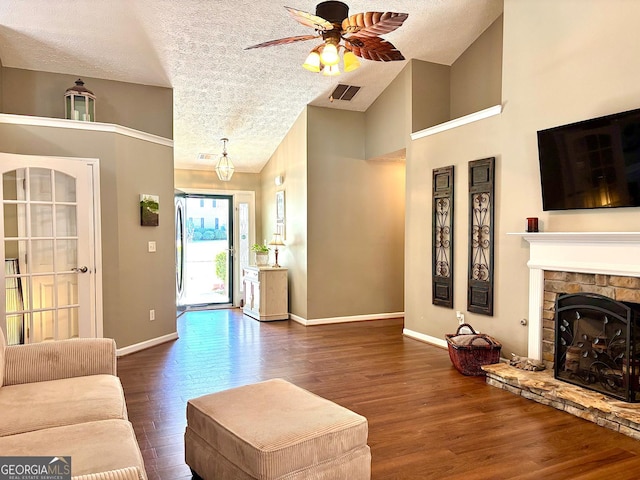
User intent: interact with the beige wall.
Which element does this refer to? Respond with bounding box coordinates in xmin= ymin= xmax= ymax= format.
xmin=365 ymin=58 xmax=458 ymax=160
xmin=364 ymin=19 xmax=503 ymax=160
xmin=408 ymin=16 xmax=503 ymax=133
xmin=405 ymin=0 xmax=640 ymax=357
xmin=0 ymin=123 xmax=176 ymax=348
xmin=0 ymin=57 xmax=3 ymax=112
xmin=1 ymin=68 xmax=173 ymax=139
xmin=450 ymin=15 xmax=503 ymax=119
xmin=307 ymin=106 xmax=405 ymax=319
xmin=410 ymin=60 xmax=451 ymax=133
xmin=259 ymin=105 xmax=405 ymax=321
xmin=112 ymin=135 xmax=175 ymax=346
xmin=259 ymin=110 xmax=309 ymax=319
xmin=365 ymin=66 xmax=409 ymax=160
xmin=175 ymin=170 xmax=261 ymax=192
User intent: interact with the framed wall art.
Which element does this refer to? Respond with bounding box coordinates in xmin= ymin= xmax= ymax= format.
xmin=140 ymin=194 xmax=159 ymax=227
xmin=432 ymin=165 xmax=454 ymax=308
xmin=467 ymin=157 xmax=495 ymax=316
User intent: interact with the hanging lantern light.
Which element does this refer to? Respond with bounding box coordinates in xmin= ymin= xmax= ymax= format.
xmin=64 ymin=79 xmax=96 ymax=122
xmin=215 ymin=138 xmax=235 ymax=182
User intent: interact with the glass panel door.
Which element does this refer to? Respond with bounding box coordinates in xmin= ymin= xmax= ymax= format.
xmin=182 ymin=195 xmax=233 ymax=306
xmin=231 ymin=191 xmax=255 ymax=307
xmin=238 ymin=201 xmax=249 ymax=286
xmin=0 ymin=154 xmax=96 ymax=345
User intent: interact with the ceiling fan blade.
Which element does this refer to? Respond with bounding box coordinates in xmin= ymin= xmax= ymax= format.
xmin=342 ymin=12 xmax=408 ymax=37
xmin=245 ymin=34 xmax=319 ymax=50
xmin=284 ymin=6 xmax=334 ymax=31
xmin=347 ymin=36 xmax=405 ymax=62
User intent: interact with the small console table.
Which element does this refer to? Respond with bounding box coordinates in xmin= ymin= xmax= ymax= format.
xmin=242 ymin=266 xmax=288 ymax=321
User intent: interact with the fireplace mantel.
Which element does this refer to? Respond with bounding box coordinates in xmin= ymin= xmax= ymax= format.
xmin=510 ymin=232 xmax=640 ymax=359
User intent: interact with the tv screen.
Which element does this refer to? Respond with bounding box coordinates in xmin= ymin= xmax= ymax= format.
xmin=537 ymin=108 xmax=640 ymax=211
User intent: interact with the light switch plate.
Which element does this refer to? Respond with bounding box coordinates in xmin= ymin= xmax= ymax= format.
xmin=148 ymin=241 xmax=156 ymax=253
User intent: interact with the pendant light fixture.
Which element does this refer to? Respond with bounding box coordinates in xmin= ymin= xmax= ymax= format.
xmin=215 ymin=138 xmax=235 ymax=182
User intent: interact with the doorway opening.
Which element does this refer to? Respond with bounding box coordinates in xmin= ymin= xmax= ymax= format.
xmin=177 ymin=194 xmax=233 ymax=308
xmin=176 ymin=189 xmax=255 ymax=312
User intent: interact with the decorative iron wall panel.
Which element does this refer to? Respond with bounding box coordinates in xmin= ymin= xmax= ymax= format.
xmin=432 ymin=166 xmax=454 ymax=308
xmin=468 ymin=157 xmax=495 ymax=316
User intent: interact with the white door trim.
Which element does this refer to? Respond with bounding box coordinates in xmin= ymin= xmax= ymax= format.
xmin=87 ymin=158 xmax=104 ymax=337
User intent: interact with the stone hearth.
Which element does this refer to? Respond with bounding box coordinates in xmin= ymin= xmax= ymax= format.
xmin=484 ymin=232 xmax=640 ymax=436
xmin=483 ymin=363 xmax=640 ymax=440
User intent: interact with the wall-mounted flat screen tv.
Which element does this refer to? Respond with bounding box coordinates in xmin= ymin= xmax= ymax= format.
xmin=537 ymin=108 xmax=640 ymax=211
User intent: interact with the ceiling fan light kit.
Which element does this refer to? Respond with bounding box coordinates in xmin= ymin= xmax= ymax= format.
xmin=322 ymin=64 xmax=340 ymax=76
xmin=303 ymin=49 xmax=322 ymax=72
xmin=320 ymin=42 xmax=340 ymax=66
xmin=246 ymin=1 xmax=408 ymax=77
xmin=343 ymin=50 xmax=360 ymax=72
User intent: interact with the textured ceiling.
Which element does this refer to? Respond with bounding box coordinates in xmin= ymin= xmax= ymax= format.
xmin=0 ymin=0 xmax=503 ymax=173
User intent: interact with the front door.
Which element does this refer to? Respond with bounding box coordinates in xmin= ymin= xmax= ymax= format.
xmin=0 ymin=153 xmax=100 ymax=344
xmin=181 ymin=194 xmax=234 ymax=307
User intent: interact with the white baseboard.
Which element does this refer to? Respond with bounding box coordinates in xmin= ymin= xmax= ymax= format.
xmin=290 ymin=312 xmax=404 ymax=326
xmin=403 ymin=328 xmax=447 ymax=349
xmin=116 ymin=332 xmax=179 ymax=357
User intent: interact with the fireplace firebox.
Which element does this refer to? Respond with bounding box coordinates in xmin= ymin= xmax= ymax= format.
xmin=555 ymin=292 xmax=640 ymax=402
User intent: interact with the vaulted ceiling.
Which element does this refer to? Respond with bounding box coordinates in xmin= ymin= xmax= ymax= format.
xmin=0 ymin=0 xmax=503 ymax=172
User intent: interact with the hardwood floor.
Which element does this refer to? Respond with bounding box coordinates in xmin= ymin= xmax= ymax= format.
xmin=117 ymin=309 xmax=640 ymax=479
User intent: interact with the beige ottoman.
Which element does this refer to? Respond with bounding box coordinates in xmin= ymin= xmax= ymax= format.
xmin=185 ymin=378 xmax=371 ymax=479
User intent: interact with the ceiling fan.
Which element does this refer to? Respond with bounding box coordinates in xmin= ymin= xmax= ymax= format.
xmin=246 ymin=1 xmax=408 ymax=76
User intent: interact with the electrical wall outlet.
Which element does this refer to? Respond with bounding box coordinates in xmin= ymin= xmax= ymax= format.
xmin=456 ymin=311 xmax=465 ymax=325
xmin=149 ymin=309 xmax=155 ymax=321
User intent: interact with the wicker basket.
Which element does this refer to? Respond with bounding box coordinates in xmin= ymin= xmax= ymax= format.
xmin=446 ymin=323 xmax=502 ymax=376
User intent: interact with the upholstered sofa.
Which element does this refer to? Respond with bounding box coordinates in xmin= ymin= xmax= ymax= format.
xmin=0 ymin=328 xmax=147 ymax=480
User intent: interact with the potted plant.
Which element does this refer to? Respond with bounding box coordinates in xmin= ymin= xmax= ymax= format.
xmin=251 ymin=243 xmax=270 ymax=266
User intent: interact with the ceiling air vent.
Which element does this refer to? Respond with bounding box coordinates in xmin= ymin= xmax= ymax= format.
xmin=197 ymin=153 xmax=215 ymax=161
xmin=330 ymin=84 xmax=361 ymax=102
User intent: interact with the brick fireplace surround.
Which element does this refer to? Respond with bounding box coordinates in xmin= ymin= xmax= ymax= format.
xmin=484 ymin=232 xmax=640 ymax=440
